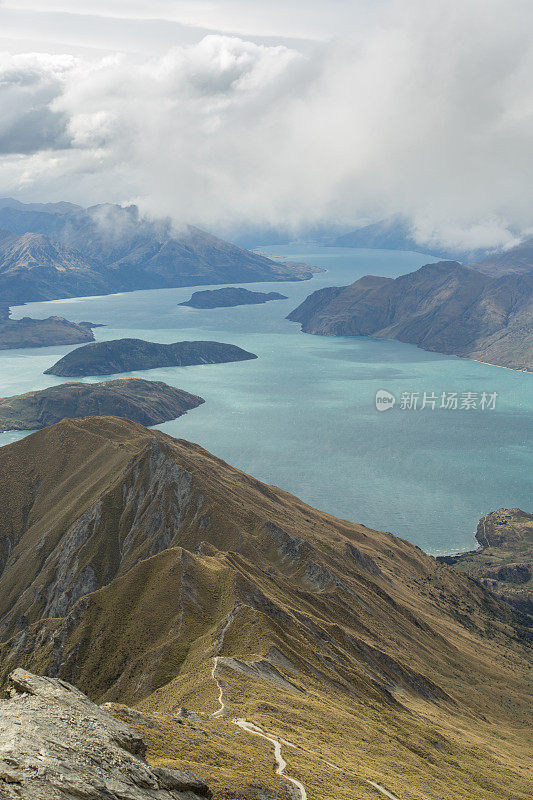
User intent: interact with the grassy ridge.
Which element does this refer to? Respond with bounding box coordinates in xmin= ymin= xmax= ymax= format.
xmin=0 ymin=416 xmax=530 ymax=799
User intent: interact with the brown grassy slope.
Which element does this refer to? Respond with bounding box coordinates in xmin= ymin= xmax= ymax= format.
xmin=0 ymin=416 xmax=530 ymax=800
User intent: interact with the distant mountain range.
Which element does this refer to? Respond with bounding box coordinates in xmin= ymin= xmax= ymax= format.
xmin=288 ymin=260 xmax=533 ymax=371
xmin=0 ymin=199 xmax=318 ymax=306
xmin=330 ymin=216 xmax=493 ymax=261
xmin=0 ymin=416 xmax=529 ymax=799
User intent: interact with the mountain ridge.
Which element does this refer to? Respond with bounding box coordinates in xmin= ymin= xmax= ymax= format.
xmin=330 ymin=216 xmax=492 ymax=262
xmin=0 ymin=416 xmax=529 ymax=800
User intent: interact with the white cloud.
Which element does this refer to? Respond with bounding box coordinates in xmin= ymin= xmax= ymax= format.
xmin=0 ymin=0 xmax=531 ymax=249
xmin=0 ymin=1 xmax=379 ymax=41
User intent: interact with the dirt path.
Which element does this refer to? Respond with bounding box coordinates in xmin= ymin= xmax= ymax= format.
xmin=210 ymin=656 xmax=403 ymax=800
xmin=234 ymin=718 xmax=307 ymax=800
xmin=211 ymin=657 xmax=306 ymax=798
xmin=211 ymin=656 xmax=225 ymax=717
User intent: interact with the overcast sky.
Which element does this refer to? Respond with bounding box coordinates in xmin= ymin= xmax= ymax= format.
xmin=0 ymin=0 xmax=531 ymax=247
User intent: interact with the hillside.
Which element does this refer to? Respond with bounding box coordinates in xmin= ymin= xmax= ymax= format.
xmin=0 ymin=417 xmax=530 ymax=800
xmin=287 ymin=261 xmax=533 ymax=371
xmin=0 ymin=315 xmax=97 ymax=350
xmin=0 ymin=378 xmax=204 ymax=431
xmin=179 ymin=287 xmax=287 ymax=308
xmin=471 ymin=237 xmax=533 ymax=277
xmin=439 ymin=509 xmax=532 ymax=617
xmin=44 ymin=338 xmax=258 ymax=377
xmin=0 ymin=231 xmax=108 ymax=303
xmin=0 ymin=202 xmax=318 ymax=305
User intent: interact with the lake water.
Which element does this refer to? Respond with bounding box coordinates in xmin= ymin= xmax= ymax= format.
xmin=2 ymin=245 xmax=531 ymax=554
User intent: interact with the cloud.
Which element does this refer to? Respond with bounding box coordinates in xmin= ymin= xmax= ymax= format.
xmin=0 ymin=0 xmax=532 ymax=249
xmin=0 ymin=53 xmax=77 ymax=153
xmin=1 ymin=1 xmax=379 ymax=41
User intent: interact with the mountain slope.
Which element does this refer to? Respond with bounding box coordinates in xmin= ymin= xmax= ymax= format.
xmin=0 ymin=230 xmax=108 ymax=302
xmin=0 ymin=202 xmax=317 ymax=305
xmin=287 ymin=261 xmax=533 ymax=370
xmin=0 ymin=417 xmax=530 ymax=800
xmin=471 ymin=237 xmax=533 ymax=277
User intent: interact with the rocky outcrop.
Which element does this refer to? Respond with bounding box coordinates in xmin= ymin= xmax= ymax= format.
xmin=0 ymin=668 xmax=211 ymax=799
xmin=0 ymin=315 xmax=97 ymax=350
xmin=44 ymin=338 xmax=258 ymax=377
xmin=287 ymin=261 xmax=533 ymax=371
xmin=179 ymin=287 xmax=287 ymax=308
xmin=438 ymin=509 xmax=533 ymax=617
xmin=0 ymin=433 xmax=197 ymax=636
xmin=0 ymin=378 xmax=204 ymax=431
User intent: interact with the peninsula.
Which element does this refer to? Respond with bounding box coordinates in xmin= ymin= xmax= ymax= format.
xmin=0 ymin=378 xmax=204 ymax=431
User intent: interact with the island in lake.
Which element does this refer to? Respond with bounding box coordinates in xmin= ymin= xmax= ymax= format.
xmin=44 ymin=338 xmax=258 ymax=377
xmin=0 ymin=378 xmax=204 ymax=431
xmin=0 ymin=312 xmax=99 ymax=350
xmin=179 ymin=287 xmax=287 ymax=308
xmin=438 ymin=508 xmax=532 ymax=618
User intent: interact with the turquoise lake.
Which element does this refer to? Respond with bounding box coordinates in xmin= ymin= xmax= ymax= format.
xmin=2 ymin=245 xmax=531 ymax=554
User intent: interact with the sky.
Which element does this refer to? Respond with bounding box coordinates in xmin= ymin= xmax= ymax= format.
xmin=0 ymin=0 xmax=531 ymax=248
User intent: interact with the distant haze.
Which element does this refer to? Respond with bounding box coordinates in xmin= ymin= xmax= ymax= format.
xmin=0 ymin=0 xmax=531 ymax=250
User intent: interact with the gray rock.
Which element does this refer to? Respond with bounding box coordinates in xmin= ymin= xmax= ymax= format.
xmin=0 ymin=669 xmax=212 ymax=799
xmin=174 ymin=708 xmax=203 ymax=723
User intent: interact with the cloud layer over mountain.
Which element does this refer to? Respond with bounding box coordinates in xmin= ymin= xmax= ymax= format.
xmin=0 ymin=0 xmax=531 ymax=249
